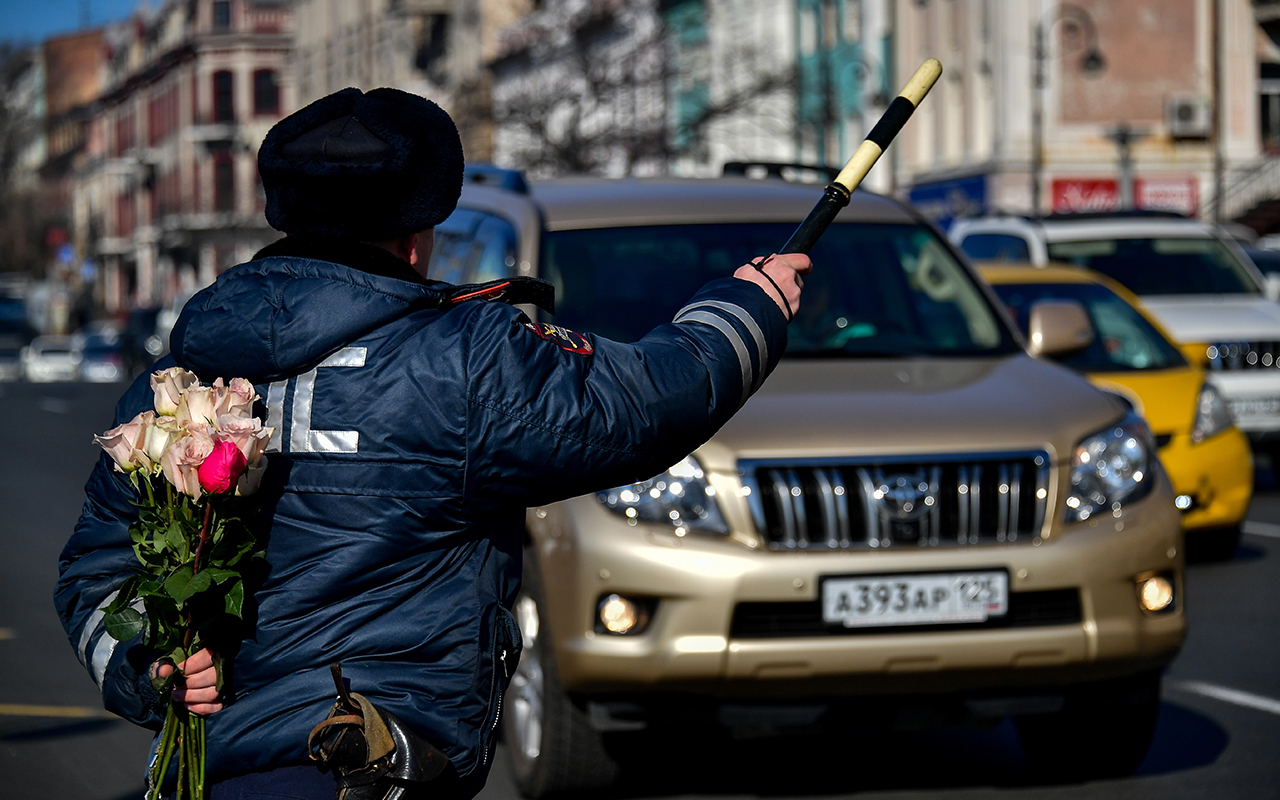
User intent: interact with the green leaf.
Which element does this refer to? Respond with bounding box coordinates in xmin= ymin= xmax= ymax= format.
xmin=103 ymin=607 xmax=145 ymax=642
xmin=201 ymin=567 xmax=236 ymax=585
xmin=223 ymin=579 xmax=244 ymax=618
xmin=136 ymin=579 xmax=164 ymax=598
xmin=164 ymin=566 xmax=194 ymax=603
xmin=187 ymin=570 xmax=213 ymax=598
xmin=102 ymin=576 xmax=142 ymax=614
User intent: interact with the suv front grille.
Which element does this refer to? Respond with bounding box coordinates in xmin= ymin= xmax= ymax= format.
xmin=1207 ymin=341 xmax=1280 ymax=371
xmin=740 ymin=453 xmax=1050 ymax=550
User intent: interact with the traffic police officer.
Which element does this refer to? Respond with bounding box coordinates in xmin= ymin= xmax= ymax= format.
xmin=57 ymin=87 xmax=808 ymax=799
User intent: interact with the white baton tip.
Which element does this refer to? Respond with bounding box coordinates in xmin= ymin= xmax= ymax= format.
xmin=902 ymin=59 xmax=943 ymax=106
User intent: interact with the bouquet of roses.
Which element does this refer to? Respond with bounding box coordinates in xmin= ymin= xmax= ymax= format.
xmin=94 ymin=367 xmax=273 ymax=800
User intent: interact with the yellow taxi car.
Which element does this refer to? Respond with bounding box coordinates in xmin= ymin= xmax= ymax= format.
xmin=980 ymin=264 xmax=1252 ymax=559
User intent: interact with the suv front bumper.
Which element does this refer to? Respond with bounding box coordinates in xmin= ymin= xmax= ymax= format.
xmin=528 ymin=482 xmax=1184 ymax=698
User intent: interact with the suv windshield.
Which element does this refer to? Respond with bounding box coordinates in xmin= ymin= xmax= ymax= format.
xmin=1045 ymin=237 xmax=1261 ymax=296
xmin=989 ymin=282 xmax=1186 ymax=372
xmin=541 ymin=222 xmax=1015 ymax=357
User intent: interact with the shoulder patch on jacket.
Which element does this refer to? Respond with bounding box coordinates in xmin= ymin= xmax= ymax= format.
xmin=519 ymin=321 xmax=594 ymax=355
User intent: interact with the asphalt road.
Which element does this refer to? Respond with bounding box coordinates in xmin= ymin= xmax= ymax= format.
xmin=2 ymin=380 xmax=1278 ymax=800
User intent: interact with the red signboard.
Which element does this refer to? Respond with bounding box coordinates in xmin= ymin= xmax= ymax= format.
xmin=1135 ymin=177 xmax=1198 ymax=216
xmin=1051 ymin=177 xmax=1199 ymax=216
xmin=1052 ymin=179 xmax=1119 ymax=213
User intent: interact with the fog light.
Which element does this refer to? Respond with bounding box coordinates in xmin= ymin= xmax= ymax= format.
xmin=1174 ymin=495 xmax=1193 ymax=511
xmin=1138 ymin=575 xmax=1174 ymax=613
xmin=597 ymin=594 xmax=649 ymax=635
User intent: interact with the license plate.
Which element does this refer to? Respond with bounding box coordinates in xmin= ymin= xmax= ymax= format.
xmin=1228 ymin=397 xmax=1280 ymax=421
xmin=821 ymin=571 xmax=1009 ymax=628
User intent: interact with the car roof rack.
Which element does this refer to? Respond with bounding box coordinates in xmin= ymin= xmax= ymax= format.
xmin=722 ymin=161 xmax=839 ymax=184
xmin=464 ymin=164 xmax=529 ymax=194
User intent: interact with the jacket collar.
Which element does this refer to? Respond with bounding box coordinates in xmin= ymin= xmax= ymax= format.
xmin=253 ymin=234 xmax=436 ymax=287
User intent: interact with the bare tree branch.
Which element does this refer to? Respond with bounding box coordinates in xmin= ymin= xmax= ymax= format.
xmin=491 ymin=2 xmax=794 ymax=177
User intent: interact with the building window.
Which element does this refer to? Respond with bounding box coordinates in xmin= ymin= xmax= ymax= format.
xmin=214 ymin=153 xmax=235 ymax=212
xmin=213 ymin=71 xmax=234 ymax=123
xmin=1262 ymin=65 xmax=1280 ymax=153
xmin=213 ymin=1 xmax=232 ymax=32
xmin=253 ymin=70 xmax=279 ymax=115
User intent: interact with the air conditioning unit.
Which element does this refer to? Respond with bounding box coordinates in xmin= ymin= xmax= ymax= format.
xmin=1166 ymin=95 xmax=1211 ymax=139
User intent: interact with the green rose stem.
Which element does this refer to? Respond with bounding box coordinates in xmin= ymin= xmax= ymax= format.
xmin=150 ymin=495 xmax=216 ymax=800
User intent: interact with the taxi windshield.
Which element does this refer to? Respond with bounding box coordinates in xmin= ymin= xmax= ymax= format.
xmin=540 ymin=222 xmax=1017 ymax=358
xmin=989 ymin=281 xmax=1186 ymax=372
xmin=1045 ymin=237 xmax=1261 ymax=296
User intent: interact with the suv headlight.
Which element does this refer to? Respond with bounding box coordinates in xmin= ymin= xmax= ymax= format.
xmin=598 ymin=456 xmax=728 ymax=535
xmin=1191 ymin=382 xmax=1233 ymax=443
xmin=1065 ymin=412 xmax=1156 ymax=523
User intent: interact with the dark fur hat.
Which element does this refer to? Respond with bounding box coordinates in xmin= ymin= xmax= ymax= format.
xmin=258 ymin=88 xmax=464 ymax=240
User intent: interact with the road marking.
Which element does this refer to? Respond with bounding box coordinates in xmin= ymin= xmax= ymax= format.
xmin=0 ymin=628 xmax=14 ymax=640
xmin=1172 ymin=680 xmax=1280 ymax=717
xmin=37 ymin=398 xmax=71 ymax=414
xmin=0 ymin=704 xmax=108 ymax=719
xmin=1242 ymin=521 xmax=1280 ymax=539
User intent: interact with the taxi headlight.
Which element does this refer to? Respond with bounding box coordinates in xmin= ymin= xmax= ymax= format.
xmin=1065 ymin=412 xmax=1155 ymax=523
xmin=598 ymin=456 xmax=728 ymax=535
xmin=1191 ymin=382 xmax=1233 ymax=444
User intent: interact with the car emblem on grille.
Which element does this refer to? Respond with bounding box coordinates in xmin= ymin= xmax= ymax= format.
xmin=874 ymin=473 xmax=935 ymax=521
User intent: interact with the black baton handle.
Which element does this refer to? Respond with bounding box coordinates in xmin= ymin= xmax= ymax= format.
xmin=780 ymin=59 xmax=943 ymax=255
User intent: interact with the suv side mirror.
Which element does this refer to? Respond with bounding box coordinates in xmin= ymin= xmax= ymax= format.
xmin=1027 ymin=299 xmax=1094 ymax=357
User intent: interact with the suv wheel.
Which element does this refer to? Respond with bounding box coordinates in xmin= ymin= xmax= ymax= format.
xmin=1014 ymin=671 xmax=1161 ymax=781
xmin=504 ymin=548 xmax=622 ymax=798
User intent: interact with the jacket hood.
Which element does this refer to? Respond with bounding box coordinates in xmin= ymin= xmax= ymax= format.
xmin=170 ymin=241 xmax=445 ymax=383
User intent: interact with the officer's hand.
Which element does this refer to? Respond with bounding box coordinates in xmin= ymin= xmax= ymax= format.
xmin=156 ymin=648 xmax=223 ymax=715
xmin=734 ymin=253 xmax=812 ymax=322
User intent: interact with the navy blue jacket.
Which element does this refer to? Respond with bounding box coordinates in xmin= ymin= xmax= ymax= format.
xmin=56 ymin=237 xmax=787 ymax=788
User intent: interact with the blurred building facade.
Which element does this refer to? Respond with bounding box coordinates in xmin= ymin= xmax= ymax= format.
xmin=74 ymin=0 xmax=293 ymax=316
xmin=892 ymin=0 xmax=1274 ymax=228
xmin=488 ymin=0 xmax=892 ymax=187
xmin=291 ymin=0 xmax=533 ymax=162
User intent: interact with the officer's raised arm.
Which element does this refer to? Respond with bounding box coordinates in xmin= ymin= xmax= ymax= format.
xmin=460 ymin=251 xmax=810 ymax=510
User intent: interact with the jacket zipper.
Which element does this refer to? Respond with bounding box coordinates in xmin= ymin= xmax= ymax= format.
xmin=482 ymin=647 xmax=509 ymax=767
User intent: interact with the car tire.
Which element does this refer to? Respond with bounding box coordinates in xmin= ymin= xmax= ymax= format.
xmin=1014 ymin=670 xmax=1161 ymax=782
xmin=504 ymin=547 xmax=622 ymax=799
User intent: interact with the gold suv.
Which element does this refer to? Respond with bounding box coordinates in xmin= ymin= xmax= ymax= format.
xmin=431 ymin=168 xmax=1186 ymax=797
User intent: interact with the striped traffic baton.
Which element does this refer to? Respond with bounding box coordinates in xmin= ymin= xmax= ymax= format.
xmin=780 ymin=58 xmax=943 ymax=255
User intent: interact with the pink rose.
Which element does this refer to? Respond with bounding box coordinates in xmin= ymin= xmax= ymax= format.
xmin=95 ymin=411 xmax=155 ymax=473
xmin=136 ymin=416 xmax=184 ymax=473
xmin=214 ymin=378 xmax=258 ymax=419
xmin=235 ymin=456 xmax=268 ymax=497
xmin=198 ymin=439 xmax=248 ymax=495
xmin=216 ymin=414 xmax=272 ymax=466
xmin=175 ymin=386 xmax=219 ymax=429
xmin=161 ymin=432 xmax=214 ymax=499
xmin=151 ymin=368 xmax=199 ymax=416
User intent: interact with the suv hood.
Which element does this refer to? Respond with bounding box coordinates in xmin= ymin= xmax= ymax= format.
xmin=1140 ymin=295 xmax=1280 ymax=342
xmin=705 ymin=355 xmax=1124 ymax=465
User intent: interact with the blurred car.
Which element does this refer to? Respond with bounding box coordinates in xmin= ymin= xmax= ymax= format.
xmin=21 ymin=335 xmax=81 ymax=383
xmin=1243 ymin=245 xmax=1280 ymax=281
xmin=981 ymin=264 xmax=1253 ymax=559
xmin=950 ymin=212 xmax=1280 ymax=448
xmin=121 ymin=307 xmax=164 ymax=378
xmin=440 ymin=167 xmax=1186 ymax=795
xmin=0 ymin=332 xmax=25 ymax=381
xmin=78 ymin=329 xmax=127 ymax=383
